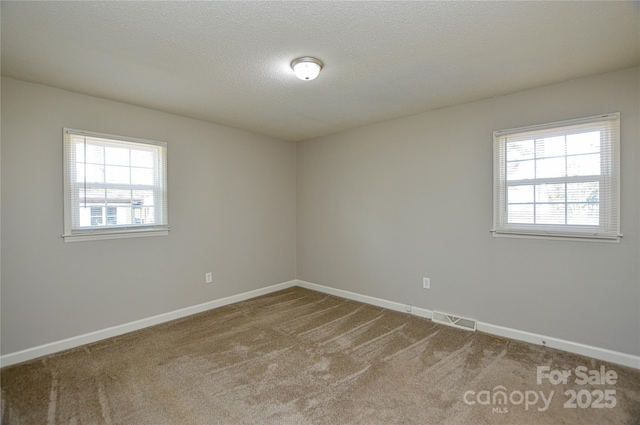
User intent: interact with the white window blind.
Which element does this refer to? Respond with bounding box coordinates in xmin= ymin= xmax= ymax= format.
xmin=63 ymin=128 xmax=169 ymax=242
xmin=492 ymin=113 xmax=620 ymax=241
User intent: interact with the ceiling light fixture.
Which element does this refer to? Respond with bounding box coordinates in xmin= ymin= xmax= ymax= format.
xmin=291 ymin=57 xmax=323 ymax=81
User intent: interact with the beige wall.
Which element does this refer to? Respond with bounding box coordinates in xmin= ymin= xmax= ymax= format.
xmin=297 ymin=67 xmax=640 ymax=356
xmin=1 ymin=77 xmax=297 ymax=355
xmin=3 ymin=67 xmax=639 ymax=359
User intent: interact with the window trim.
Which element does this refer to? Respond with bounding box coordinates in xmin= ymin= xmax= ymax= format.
xmin=62 ymin=128 xmax=169 ymax=242
xmin=491 ymin=113 xmax=621 ymax=242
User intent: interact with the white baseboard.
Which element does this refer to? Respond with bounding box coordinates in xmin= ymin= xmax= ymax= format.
xmin=296 ymin=279 xmax=433 ymax=319
xmin=297 ymin=280 xmax=433 ymax=319
xmin=295 ymin=280 xmax=640 ymax=370
xmin=476 ymin=322 xmax=640 ymax=370
xmin=0 ymin=280 xmax=298 ymax=368
xmin=4 ymin=279 xmax=639 ymax=371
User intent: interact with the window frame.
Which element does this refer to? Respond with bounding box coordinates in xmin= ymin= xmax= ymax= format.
xmin=62 ymin=128 xmax=169 ymax=242
xmin=492 ymin=113 xmax=621 ymax=242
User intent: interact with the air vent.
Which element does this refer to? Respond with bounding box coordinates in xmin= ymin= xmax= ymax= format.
xmin=432 ymin=311 xmax=477 ymax=331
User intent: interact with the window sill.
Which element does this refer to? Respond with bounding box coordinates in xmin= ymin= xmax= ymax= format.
xmin=491 ymin=230 xmax=621 ymax=243
xmin=62 ymin=228 xmax=169 ymax=243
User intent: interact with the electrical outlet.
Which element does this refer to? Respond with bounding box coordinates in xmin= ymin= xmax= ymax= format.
xmin=205 ymin=272 xmax=213 ymax=284
xmin=405 ymin=304 xmax=412 ymax=312
xmin=423 ymin=277 xmax=430 ymax=289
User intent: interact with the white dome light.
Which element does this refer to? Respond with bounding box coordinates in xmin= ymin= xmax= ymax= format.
xmin=291 ymin=57 xmax=323 ymax=81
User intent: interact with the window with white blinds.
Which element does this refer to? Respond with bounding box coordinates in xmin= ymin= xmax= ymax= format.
xmin=492 ymin=113 xmax=620 ymax=241
xmin=63 ymin=128 xmax=169 ymax=242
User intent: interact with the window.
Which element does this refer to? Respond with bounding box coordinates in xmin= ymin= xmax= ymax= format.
xmin=492 ymin=113 xmax=620 ymax=241
xmin=63 ymin=128 xmax=169 ymax=242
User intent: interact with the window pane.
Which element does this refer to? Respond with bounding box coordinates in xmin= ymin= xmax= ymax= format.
xmin=567 ymin=131 xmax=600 ymax=155
xmin=506 ymin=140 xmax=534 ymax=161
xmin=567 ymin=203 xmax=599 ymax=225
xmin=131 ymin=167 xmax=154 ymax=185
xmin=536 ymin=203 xmax=565 ymax=224
xmin=508 ymin=185 xmax=533 ymax=204
xmin=105 ymin=147 xmax=130 ymax=166
xmin=85 ymin=164 xmax=105 ymax=183
xmin=105 ymin=191 xmax=133 ymax=226
xmin=132 ymin=190 xmax=154 ymax=206
xmin=106 ymin=189 xmax=131 ymax=205
xmin=74 ymin=143 xmax=104 ymax=172
xmin=75 ymin=143 xmax=85 ymax=161
xmin=507 ymin=160 xmax=534 ymax=180
xmin=75 ymin=163 xmax=85 ymax=182
xmin=508 ymin=204 xmax=534 ymax=224
xmin=535 ymin=184 xmax=565 ymax=203
xmin=85 ymin=144 xmax=104 ymax=164
xmin=567 ymin=153 xmax=600 ymax=176
xmin=536 ymin=136 xmax=565 ymax=158
xmin=567 ymin=182 xmax=599 ymax=203
xmin=133 ymin=206 xmax=155 ymax=224
xmin=82 ymin=187 xmax=106 ymax=204
xmin=131 ymin=150 xmax=154 ymax=168
xmin=118 ymin=207 xmax=134 ymax=226
xmin=105 ymin=165 xmax=130 ymax=184
xmin=79 ymin=206 xmax=92 ymax=227
xmin=536 ymin=157 xmax=565 ymax=179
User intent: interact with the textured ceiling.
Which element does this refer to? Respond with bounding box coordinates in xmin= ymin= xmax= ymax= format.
xmin=2 ymin=1 xmax=639 ymax=142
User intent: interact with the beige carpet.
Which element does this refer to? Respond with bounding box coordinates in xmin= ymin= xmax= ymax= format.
xmin=2 ymin=287 xmax=639 ymax=424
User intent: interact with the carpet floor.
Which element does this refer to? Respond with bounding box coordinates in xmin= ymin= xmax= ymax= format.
xmin=2 ymin=286 xmax=639 ymax=424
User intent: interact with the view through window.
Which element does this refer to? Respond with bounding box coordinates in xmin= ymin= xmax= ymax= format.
xmin=63 ymin=128 xmax=169 ymax=241
xmin=493 ymin=114 xmax=620 ymax=241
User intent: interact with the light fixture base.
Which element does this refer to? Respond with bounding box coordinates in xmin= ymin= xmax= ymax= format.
xmin=291 ymin=56 xmax=324 ymax=81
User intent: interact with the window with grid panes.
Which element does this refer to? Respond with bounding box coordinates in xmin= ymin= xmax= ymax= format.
xmin=492 ymin=114 xmax=620 ymax=241
xmin=63 ymin=128 xmax=169 ymax=242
